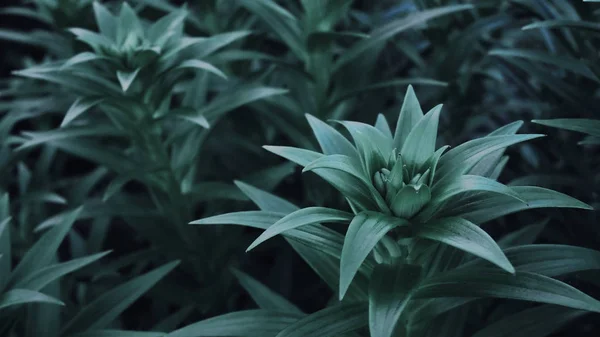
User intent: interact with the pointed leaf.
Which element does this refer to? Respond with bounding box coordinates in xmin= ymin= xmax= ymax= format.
xmin=414 ymin=268 xmax=600 ymax=312
xmin=375 ymin=114 xmax=392 ymax=139
xmin=401 ymin=105 xmax=442 ymax=174
xmin=471 ymin=304 xmax=587 ymax=337
xmin=305 ymin=114 xmax=357 ymax=158
xmin=275 ymin=303 xmax=368 ymax=337
xmin=168 ymin=310 xmax=304 ymax=337
xmin=15 ymin=251 xmax=111 ymax=290
xmin=8 ymin=207 xmax=83 ymax=287
xmin=117 ymin=68 xmax=141 ymax=92
xmin=369 ymin=261 xmax=421 ymax=337
xmin=0 ymin=289 xmax=63 ymax=310
xmin=232 ymin=269 xmax=302 ymax=314
xmin=93 ymin=1 xmax=117 ymax=40
xmin=61 ymin=261 xmax=180 ymax=335
xmin=417 ymin=217 xmax=515 ymax=273
xmin=62 ymin=97 xmax=104 ymax=127
xmin=394 ymin=85 xmax=423 ymax=150
xmin=390 ymin=184 xmax=431 ymax=219
xmin=263 ymin=146 xmax=323 ymax=167
xmin=248 ymin=207 xmax=353 ymax=251
xmin=340 ymin=212 xmax=409 ymax=299
xmin=176 ymin=59 xmax=227 ymax=79
xmin=532 ymin=119 xmax=600 ymax=137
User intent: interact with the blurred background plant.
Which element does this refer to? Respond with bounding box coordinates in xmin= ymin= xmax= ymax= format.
xmin=0 ymin=0 xmax=600 ymax=336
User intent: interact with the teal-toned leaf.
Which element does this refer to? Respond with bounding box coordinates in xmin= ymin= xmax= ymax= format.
xmin=116 ymin=3 xmax=143 ymax=46
xmin=0 ymin=289 xmax=64 ymax=310
xmin=15 ymin=251 xmax=111 ymax=290
xmin=275 ymin=303 xmax=368 ymax=337
xmin=369 ymin=261 xmax=421 ymax=337
xmin=452 ymin=186 xmax=592 ymax=224
xmin=394 ymin=85 xmax=423 ymax=150
xmin=167 ymin=310 xmax=304 ymax=337
xmin=16 ymin=126 xmax=123 ymax=151
xmin=63 ymin=52 xmax=108 ymax=69
xmin=232 ymin=269 xmax=303 ymax=314
xmin=336 ymin=121 xmax=392 ymax=179
xmin=417 ymin=217 xmax=515 ymax=273
xmin=234 ymin=181 xmax=298 ymax=214
xmin=117 ymin=68 xmax=141 ymax=92
xmin=522 ymin=20 xmax=600 ymax=34
xmin=61 ymin=261 xmax=180 ymax=335
xmin=306 ymin=31 xmax=368 ymax=53
xmin=390 ymin=184 xmax=431 ymax=219
xmin=200 ymin=87 xmax=288 ymax=121
xmin=414 ymin=268 xmax=600 ymax=312
xmin=8 ymin=207 xmax=83 ymax=287
xmin=490 ymin=49 xmax=599 ymax=81
xmin=190 ymin=211 xmax=284 ymax=228
xmin=430 ymin=175 xmax=524 ymax=206
xmin=62 ymin=97 xmax=104 ymax=127
xmin=401 ymin=105 xmax=442 ymax=174
xmin=305 ymin=114 xmax=357 ymax=158
xmin=340 ymin=212 xmax=409 ymax=300
xmin=263 ymin=146 xmax=323 ymax=167
xmin=248 ymin=207 xmax=353 ymax=251
xmin=471 ymin=305 xmax=587 ymax=337
xmin=192 ymin=31 xmax=252 ymax=58
xmin=435 ymin=135 xmax=544 ymax=184
xmin=176 ymin=59 xmax=227 ymax=79
xmin=334 ymin=5 xmax=473 ymax=72
xmin=238 ymin=0 xmax=304 ymax=60
xmin=533 ymin=119 xmax=600 ymax=138
xmin=0 ymin=215 xmax=11 ymax=290
xmin=69 ymin=28 xmax=114 ymax=51
xmin=470 ymin=244 xmax=600 ymax=278
xmin=93 ymin=1 xmax=117 ymax=40
xmin=375 ymin=114 xmax=392 ymax=139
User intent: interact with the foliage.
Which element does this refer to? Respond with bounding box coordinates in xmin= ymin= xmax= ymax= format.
xmin=0 ymin=0 xmax=600 ymax=336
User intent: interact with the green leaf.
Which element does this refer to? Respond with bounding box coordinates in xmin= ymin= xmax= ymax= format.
xmin=69 ymin=28 xmax=114 ymax=51
xmin=200 ymin=86 xmax=288 ymax=121
xmin=435 ymin=135 xmax=544 ymax=184
xmin=61 ymin=261 xmax=180 ymax=335
xmin=0 ymin=289 xmax=64 ymax=310
xmin=522 ymin=20 xmax=600 ymax=34
xmin=93 ymin=1 xmax=117 ymax=40
xmin=473 ymin=244 xmax=600 ymax=278
xmin=234 ymin=181 xmax=298 ymax=214
xmin=390 ymin=184 xmax=431 ymax=219
xmin=190 ymin=211 xmax=284 ymax=229
xmin=62 ymin=52 xmax=108 ymax=69
xmin=340 ymin=212 xmax=409 ymax=300
xmin=416 ymin=217 xmax=515 ymax=273
xmin=263 ymin=146 xmax=323 ymax=167
xmin=394 ymin=85 xmax=423 ymax=150
xmin=335 ymin=121 xmax=392 ymax=179
xmin=305 ymin=114 xmax=357 ymax=158
xmin=333 ymin=5 xmax=473 ymax=72
xmin=471 ymin=305 xmax=587 ymax=337
xmin=14 ymin=251 xmax=111 ymax=291
xmin=8 ymin=207 xmax=83 ymax=287
xmin=239 ymin=0 xmax=304 ymax=60
xmin=401 ymin=105 xmax=442 ymax=174
xmin=375 ymin=114 xmax=392 ymax=139
xmin=489 ymin=49 xmax=599 ymax=82
xmin=176 ymin=59 xmax=227 ymax=79
xmin=306 ymin=31 xmax=368 ymax=53
xmin=62 ymin=97 xmax=104 ymax=127
xmin=167 ymin=310 xmax=304 ymax=337
xmin=414 ymin=268 xmax=600 ymax=312
xmin=0 ymin=215 xmax=11 ymax=290
xmin=369 ymin=261 xmax=421 ymax=337
xmin=453 ymin=186 xmax=592 ymax=224
xmin=117 ymin=68 xmax=141 ymax=92
xmin=532 ymin=119 xmax=600 ymax=138
xmin=275 ymin=303 xmax=368 ymax=337
xmin=248 ymin=207 xmax=354 ymax=251
xmin=116 ymin=2 xmax=143 ymax=46
xmin=232 ymin=269 xmax=303 ymax=314
xmin=430 ymin=175 xmax=524 ymax=207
